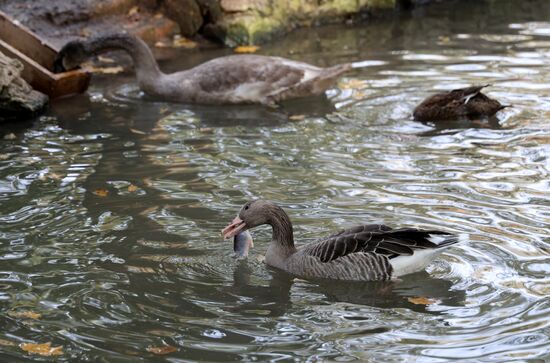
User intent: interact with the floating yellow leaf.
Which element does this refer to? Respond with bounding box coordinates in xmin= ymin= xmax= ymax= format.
xmin=234 ymin=45 xmax=259 ymax=54
xmin=128 ymin=6 xmax=140 ymax=16
xmin=87 ymin=66 xmax=125 ymax=74
xmin=339 ymin=79 xmax=366 ymax=90
xmin=353 ymin=91 xmax=366 ymax=100
xmin=129 ymin=128 xmax=147 ymax=135
xmin=127 ymin=184 xmax=139 ymax=192
xmin=8 ymin=311 xmax=42 ymax=319
xmin=173 ymin=37 xmax=198 ymax=49
xmin=79 ymin=27 xmax=92 ymax=38
xmin=93 ymin=188 xmax=109 ymax=197
xmin=408 ymin=296 xmax=437 ymax=305
xmin=147 ymin=345 xmax=178 ymax=355
xmin=98 ymin=55 xmax=115 ymax=63
xmin=20 ymin=342 xmax=63 ymax=356
xmin=0 ymin=339 xmax=15 ymax=346
xmin=3 ymin=133 xmax=16 ymax=140
xmin=438 ymin=35 xmax=451 ymax=44
xmin=288 ymin=114 xmax=305 ymax=121
xmin=127 ymin=265 xmax=156 ymax=274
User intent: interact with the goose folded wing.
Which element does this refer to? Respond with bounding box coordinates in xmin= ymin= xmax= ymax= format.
xmin=301 ymin=227 xmax=453 ymax=263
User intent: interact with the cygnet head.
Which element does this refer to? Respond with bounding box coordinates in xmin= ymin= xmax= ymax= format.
xmin=54 ymin=40 xmax=88 ymax=73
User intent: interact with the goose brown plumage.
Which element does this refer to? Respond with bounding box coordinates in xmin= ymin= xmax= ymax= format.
xmin=54 ymin=33 xmax=352 ymax=106
xmin=413 ymin=85 xmax=509 ymax=122
xmin=222 ymin=200 xmax=462 ymax=281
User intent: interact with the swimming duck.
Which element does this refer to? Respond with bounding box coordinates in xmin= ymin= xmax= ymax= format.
xmin=54 ymin=33 xmax=352 ymax=106
xmin=413 ymin=85 xmax=508 ymax=122
xmin=222 ymin=200 xmax=462 ymax=281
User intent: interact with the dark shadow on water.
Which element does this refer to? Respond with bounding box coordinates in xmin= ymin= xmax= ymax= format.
xmin=415 ymin=115 xmax=504 ymax=137
xmin=227 ymin=261 xmax=294 ymax=317
xmin=312 ymin=271 xmax=465 ymax=312
xmin=227 ymin=262 xmax=465 ymax=317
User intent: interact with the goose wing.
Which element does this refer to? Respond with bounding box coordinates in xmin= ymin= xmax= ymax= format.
xmin=299 ymin=226 xmax=455 ymax=263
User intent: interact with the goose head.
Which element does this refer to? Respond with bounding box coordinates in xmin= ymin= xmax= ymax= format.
xmin=233 ymin=230 xmax=254 ymax=258
xmin=222 ymin=200 xmax=271 ymax=239
xmin=54 ymin=40 xmax=88 ymax=73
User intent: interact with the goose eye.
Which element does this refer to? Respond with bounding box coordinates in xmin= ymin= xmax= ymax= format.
xmin=244 ymin=205 xmax=249 ymax=210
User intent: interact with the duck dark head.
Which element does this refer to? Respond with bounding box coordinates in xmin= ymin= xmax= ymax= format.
xmin=233 ymin=230 xmax=254 ymax=258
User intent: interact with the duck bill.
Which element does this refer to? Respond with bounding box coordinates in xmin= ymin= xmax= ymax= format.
xmin=222 ymin=217 xmax=247 ymax=239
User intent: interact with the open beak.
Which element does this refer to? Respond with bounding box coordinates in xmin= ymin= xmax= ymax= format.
xmin=222 ymin=216 xmax=246 ymax=239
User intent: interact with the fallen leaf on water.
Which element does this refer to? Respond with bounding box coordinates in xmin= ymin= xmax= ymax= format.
xmin=8 ymin=311 xmax=42 ymax=319
xmin=128 ymin=6 xmax=140 ymax=16
xmin=127 ymin=265 xmax=156 ymax=273
xmin=87 ymin=66 xmax=125 ymax=74
xmin=234 ymin=45 xmax=259 ymax=54
xmin=129 ymin=128 xmax=147 ymax=135
xmin=147 ymin=345 xmax=178 ymax=355
xmin=408 ymin=296 xmax=437 ymax=305
xmin=79 ymin=27 xmax=91 ymax=38
xmin=93 ymin=188 xmax=109 ymax=197
xmin=154 ymin=41 xmax=171 ymax=48
xmin=3 ymin=133 xmax=16 ymax=140
xmin=0 ymin=339 xmax=15 ymax=346
xmin=20 ymin=342 xmax=63 ymax=356
xmin=353 ymin=91 xmax=366 ymax=100
xmin=339 ymin=79 xmax=366 ymax=90
xmin=98 ymin=55 xmax=115 ymax=63
xmin=173 ymin=36 xmax=198 ymax=49
xmin=127 ymin=184 xmax=139 ymax=192
xmin=438 ymin=35 xmax=451 ymax=44
xmin=288 ymin=114 xmax=305 ymax=121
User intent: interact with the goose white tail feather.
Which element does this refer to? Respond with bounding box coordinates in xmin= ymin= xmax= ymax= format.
xmin=391 ymin=233 xmax=468 ymax=277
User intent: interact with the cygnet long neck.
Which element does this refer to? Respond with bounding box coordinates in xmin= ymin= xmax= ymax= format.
xmin=86 ymin=33 xmax=164 ymax=94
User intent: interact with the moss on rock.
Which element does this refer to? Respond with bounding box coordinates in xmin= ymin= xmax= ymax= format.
xmin=217 ymin=0 xmax=396 ymax=45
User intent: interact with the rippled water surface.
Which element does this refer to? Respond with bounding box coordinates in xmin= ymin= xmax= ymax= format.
xmin=1 ymin=1 xmax=550 ymax=361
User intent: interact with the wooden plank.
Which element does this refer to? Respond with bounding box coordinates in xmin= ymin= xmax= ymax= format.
xmin=0 ymin=10 xmax=57 ymax=69
xmin=0 ymin=40 xmax=90 ymax=98
xmin=51 ymin=71 xmax=91 ymax=99
xmin=0 ymin=10 xmax=90 ymax=98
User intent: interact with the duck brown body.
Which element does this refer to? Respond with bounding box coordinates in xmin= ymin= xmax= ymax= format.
xmin=413 ymin=85 xmax=507 ymax=122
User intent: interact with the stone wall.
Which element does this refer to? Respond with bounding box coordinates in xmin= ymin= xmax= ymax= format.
xmin=0 ymin=51 xmax=48 ymax=121
xmin=210 ymin=0 xmax=396 ymax=45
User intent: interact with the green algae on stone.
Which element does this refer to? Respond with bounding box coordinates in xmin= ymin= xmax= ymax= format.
xmin=219 ymin=0 xmax=396 ymax=45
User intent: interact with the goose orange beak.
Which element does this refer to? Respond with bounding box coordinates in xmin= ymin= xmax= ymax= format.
xmin=222 ymin=217 xmax=246 ymax=239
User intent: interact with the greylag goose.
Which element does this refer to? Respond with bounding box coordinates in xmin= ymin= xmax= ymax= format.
xmin=54 ymin=33 xmax=352 ymax=106
xmin=222 ymin=200 xmax=462 ymax=281
xmin=413 ymin=85 xmax=509 ymax=122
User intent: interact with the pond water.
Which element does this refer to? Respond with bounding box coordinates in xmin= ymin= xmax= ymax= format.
xmin=1 ymin=0 xmax=549 ymax=361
